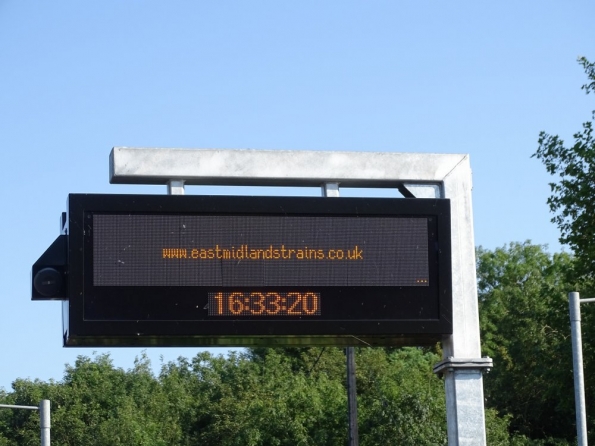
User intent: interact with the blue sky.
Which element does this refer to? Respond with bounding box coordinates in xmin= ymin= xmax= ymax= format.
xmin=1 ymin=1 xmax=594 ymax=390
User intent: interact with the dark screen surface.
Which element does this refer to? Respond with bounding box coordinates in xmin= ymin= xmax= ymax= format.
xmin=92 ymin=214 xmax=430 ymax=287
xmin=65 ymin=194 xmax=452 ymax=346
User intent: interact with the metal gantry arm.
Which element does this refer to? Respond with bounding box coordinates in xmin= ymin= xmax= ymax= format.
xmin=0 ymin=400 xmax=50 ymax=445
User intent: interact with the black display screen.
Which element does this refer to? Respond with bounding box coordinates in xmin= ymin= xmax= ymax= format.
xmin=92 ymin=214 xmax=430 ymax=287
xmin=64 ymin=194 xmax=452 ymax=347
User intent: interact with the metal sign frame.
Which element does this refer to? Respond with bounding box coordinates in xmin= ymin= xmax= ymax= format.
xmin=108 ymin=147 xmax=490 ymax=445
xmin=32 ymin=147 xmax=490 ymax=445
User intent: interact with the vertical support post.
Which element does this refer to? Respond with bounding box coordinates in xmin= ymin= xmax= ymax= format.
xmin=440 ymin=155 xmax=488 ymax=446
xmin=441 ymin=368 xmax=486 ymax=445
xmin=322 ymin=182 xmax=358 ymax=446
xmin=40 ymin=399 xmax=50 ymax=446
xmin=346 ymin=346 xmax=359 ymax=446
xmin=167 ymin=179 xmax=185 ymax=195
xmin=570 ymin=291 xmax=588 ymax=446
xmin=321 ymin=182 xmax=339 ymax=198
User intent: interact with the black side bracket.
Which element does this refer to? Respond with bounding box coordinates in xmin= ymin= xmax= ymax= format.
xmin=31 ymin=234 xmax=68 ymax=300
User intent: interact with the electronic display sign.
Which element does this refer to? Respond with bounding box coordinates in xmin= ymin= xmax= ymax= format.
xmin=33 ymin=194 xmax=452 ymax=347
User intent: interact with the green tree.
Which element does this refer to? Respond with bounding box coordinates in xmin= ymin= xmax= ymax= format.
xmin=356 ymin=347 xmax=447 ymax=446
xmin=477 ymin=241 xmax=595 ymax=443
xmin=533 ymin=57 xmax=595 ymax=277
xmin=250 ymin=346 xmax=516 ymax=445
xmin=0 ymin=353 xmax=183 ymax=446
xmin=0 ymin=306 xmax=563 ymax=445
xmin=190 ymin=349 xmax=347 ymax=446
xmin=1 ymin=346 xmax=518 ymax=445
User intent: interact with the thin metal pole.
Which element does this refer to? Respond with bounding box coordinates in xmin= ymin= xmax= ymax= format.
xmin=321 ymin=182 xmax=358 ymax=446
xmin=346 ymin=346 xmax=359 ymax=446
xmin=0 ymin=404 xmax=39 ymax=410
xmin=40 ymin=399 xmax=50 ymax=446
xmin=570 ymin=291 xmax=588 ymax=446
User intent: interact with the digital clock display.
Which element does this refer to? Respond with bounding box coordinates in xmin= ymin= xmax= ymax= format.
xmin=208 ymin=291 xmax=321 ymax=316
xmin=62 ymin=194 xmax=452 ymax=346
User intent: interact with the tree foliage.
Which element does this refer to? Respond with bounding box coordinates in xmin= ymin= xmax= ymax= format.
xmin=478 ymin=241 xmax=595 ymax=444
xmin=356 ymin=348 xmax=447 ymax=446
xmin=533 ymin=57 xmax=595 ymax=277
xmin=0 ymin=346 xmax=517 ymax=445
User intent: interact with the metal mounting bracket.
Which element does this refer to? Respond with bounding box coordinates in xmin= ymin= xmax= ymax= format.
xmin=433 ymin=357 xmax=493 ymax=376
